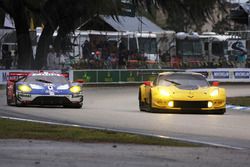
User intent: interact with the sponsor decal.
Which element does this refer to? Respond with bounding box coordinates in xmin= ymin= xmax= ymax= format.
xmin=212 ymin=71 xmax=229 ymax=79
xmin=234 ymin=71 xmax=250 ymax=79
xmin=49 ymin=92 xmax=55 ymax=95
xmin=47 ymin=84 xmax=55 ymax=95
xmin=82 ymin=72 xmax=91 ymax=82
xmin=126 ymin=72 xmax=136 ymax=82
xmin=104 ymin=72 xmax=113 ymax=82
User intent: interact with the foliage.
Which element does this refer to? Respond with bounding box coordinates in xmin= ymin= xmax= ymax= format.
xmin=0 ymin=0 xmax=227 ymax=69
xmin=135 ymin=0 xmax=226 ymax=32
xmin=0 ymin=0 xmax=34 ymax=69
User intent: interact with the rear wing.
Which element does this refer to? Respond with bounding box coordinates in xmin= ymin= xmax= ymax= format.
xmin=6 ymin=71 xmax=70 ymax=83
xmin=8 ymin=72 xmax=30 ymax=77
xmin=7 ymin=72 xmax=30 ymax=82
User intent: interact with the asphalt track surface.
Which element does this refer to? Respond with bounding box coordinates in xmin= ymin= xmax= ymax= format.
xmin=0 ymin=85 xmax=250 ymax=149
xmin=1 ymin=85 xmax=250 ymax=167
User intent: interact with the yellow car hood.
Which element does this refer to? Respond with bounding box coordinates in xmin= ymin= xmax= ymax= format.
xmin=157 ymin=85 xmax=224 ymax=101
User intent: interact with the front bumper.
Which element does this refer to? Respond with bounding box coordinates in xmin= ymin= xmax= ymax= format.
xmin=16 ymin=93 xmax=83 ymax=105
xmin=152 ymin=98 xmax=226 ymax=111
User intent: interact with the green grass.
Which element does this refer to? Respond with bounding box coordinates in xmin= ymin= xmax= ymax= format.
xmin=0 ymin=118 xmax=198 ymax=147
xmin=227 ymin=96 xmax=250 ymax=107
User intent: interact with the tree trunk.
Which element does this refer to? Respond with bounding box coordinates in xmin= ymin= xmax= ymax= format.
xmin=54 ymin=27 xmax=67 ymax=51
xmin=34 ymin=24 xmax=55 ymax=69
xmin=11 ymin=0 xmax=34 ymax=69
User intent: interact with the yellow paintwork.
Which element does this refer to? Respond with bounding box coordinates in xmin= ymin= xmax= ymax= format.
xmin=139 ymin=72 xmax=226 ymax=112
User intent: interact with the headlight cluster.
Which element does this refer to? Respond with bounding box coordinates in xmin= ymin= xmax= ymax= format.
xmin=160 ymin=89 xmax=170 ymax=97
xmin=168 ymin=101 xmax=174 ymax=107
xmin=18 ymin=85 xmax=32 ymax=93
xmin=208 ymin=101 xmax=213 ymax=108
xmin=210 ymin=89 xmax=219 ymax=97
xmin=70 ymin=85 xmax=82 ymax=93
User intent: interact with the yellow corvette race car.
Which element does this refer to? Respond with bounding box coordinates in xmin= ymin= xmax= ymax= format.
xmin=138 ymin=72 xmax=226 ymax=114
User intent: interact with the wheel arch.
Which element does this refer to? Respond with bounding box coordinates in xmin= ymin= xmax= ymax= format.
xmin=139 ymin=85 xmax=146 ymax=103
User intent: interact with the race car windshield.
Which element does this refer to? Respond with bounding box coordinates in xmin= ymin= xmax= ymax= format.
xmin=158 ymin=74 xmax=209 ymax=87
xmin=163 ymin=79 xmax=181 ymax=85
xmin=25 ymin=75 xmax=68 ymax=84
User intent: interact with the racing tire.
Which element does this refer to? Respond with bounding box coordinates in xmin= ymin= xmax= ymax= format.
xmin=211 ymin=109 xmax=226 ymax=115
xmin=7 ymin=99 xmax=12 ymax=106
xmin=138 ymin=88 xmax=145 ymax=111
xmin=14 ymin=93 xmax=25 ymax=107
xmin=6 ymin=86 xmax=12 ymax=106
xmin=15 ymin=98 xmax=24 ymax=107
xmin=147 ymin=91 xmax=153 ymax=112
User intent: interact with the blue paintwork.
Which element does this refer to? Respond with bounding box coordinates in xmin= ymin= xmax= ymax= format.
xmin=16 ymin=82 xmax=73 ymax=95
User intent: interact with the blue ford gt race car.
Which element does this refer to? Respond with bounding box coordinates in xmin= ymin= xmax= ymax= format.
xmin=6 ymin=71 xmax=83 ymax=108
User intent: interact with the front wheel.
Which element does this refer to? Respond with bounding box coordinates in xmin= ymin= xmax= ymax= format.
xmin=138 ymin=88 xmax=145 ymax=111
xmin=211 ymin=109 xmax=226 ymax=115
xmin=147 ymin=91 xmax=153 ymax=112
xmin=15 ymin=98 xmax=24 ymax=107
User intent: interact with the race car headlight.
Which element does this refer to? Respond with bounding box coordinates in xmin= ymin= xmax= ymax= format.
xmin=29 ymin=84 xmax=43 ymax=89
xmin=168 ymin=101 xmax=174 ymax=108
xmin=210 ymin=89 xmax=219 ymax=97
xmin=18 ymin=85 xmax=32 ymax=93
xmin=208 ymin=101 xmax=213 ymax=108
xmin=70 ymin=85 xmax=81 ymax=93
xmin=57 ymin=84 xmax=70 ymax=90
xmin=160 ymin=89 xmax=170 ymax=97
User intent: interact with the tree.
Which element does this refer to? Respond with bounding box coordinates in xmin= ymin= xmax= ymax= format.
xmin=1 ymin=0 xmax=226 ymax=69
xmin=134 ymin=0 xmax=226 ymax=32
xmin=0 ymin=0 xmax=34 ymax=69
xmin=35 ymin=0 xmax=122 ymax=69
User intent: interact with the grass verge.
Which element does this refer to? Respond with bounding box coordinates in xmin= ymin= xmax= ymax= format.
xmin=0 ymin=118 xmax=198 ymax=147
xmin=227 ymin=97 xmax=250 ymax=107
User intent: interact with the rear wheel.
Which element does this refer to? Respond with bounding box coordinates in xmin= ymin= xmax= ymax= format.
xmin=7 ymin=99 xmax=12 ymax=106
xmin=6 ymin=86 xmax=12 ymax=106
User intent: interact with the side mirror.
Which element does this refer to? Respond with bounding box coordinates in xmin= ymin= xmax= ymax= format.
xmin=144 ymin=81 xmax=153 ymax=87
xmin=76 ymin=79 xmax=85 ymax=83
xmin=212 ymin=81 xmax=219 ymax=87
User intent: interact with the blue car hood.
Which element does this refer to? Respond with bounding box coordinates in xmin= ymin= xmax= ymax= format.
xmin=17 ymin=82 xmax=72 ymax=95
